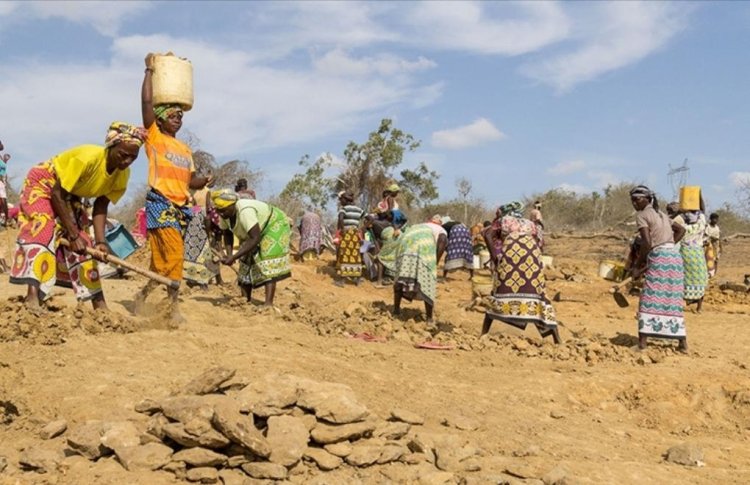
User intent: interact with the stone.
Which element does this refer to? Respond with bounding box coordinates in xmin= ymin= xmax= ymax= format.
xmin=344 ymin=442 xmax=382 ymax=467
xmin=163 ymin=460 xmax=187 ymax=474
xmin=400 ymin=452 xmax=429 ymax=465
xmin=296 ymin=379 xmax=357 ymax=413
xmin=115 ymin=443 xmax=173 ymax=471
xmin=549 ymin=410 xmax=566 ymax=420
xmin=324 ymin=441 xmax=352 ymax=457
xmin=186 ymin=466 xmax=220 ymax=483
xmin=163 ymin=422 xmax=231 ymax=449
xmin=299 ymin=413 xmax=318 ymax=432
xmin=134 ymin=399 xmax=161 ymax=414
xmin=314 ymin=393 xmax=369 ymax=424
xmin=0 ymin=455 xmax=6 ymax=473
xmin=40 ymin=419 xmax=68 ymax=440
xmin=67 ymin=421 xmax=110 ymax=460
xmin=266 ymin=415 xmax=310 ymax=467
xmin=172 ymin=447 xmax=227 ymax=467
xmin=665 ymin=442 xmax=704 ymax=466
xmin=390 ymin=408 xmax=425 ymax=425
xmin=181 ymin=367 xmax=236 ymax=395
xmin=101 ymin=421 xmax=143 ymax=452
xmin=513 ymin=445 xmax=541 ymax=457
xmin=441 ymin=415 xmax=479 ymax=431
xmin=542 ymin=466 xmax=568 ymax=485
xmin=146 ymin=413 xmax=169 ymax=440
xmin=212 ymin=400 xmax=271 ymax=458
xmin=374 ymin=421 xmax=410 ymax=440
xmin=226 ymin=454 xmax=250 ymax=467
xmin=418 ymin=470 xmax=455 ymax=484
xmin=237 ymin=374 xmax=298 ymax=414
xmin=161 ymin=396 xmax=215 ymax=423
xmin=241 ymin=462 xmax=288 ymax=480
xmin=19 ymin=447 xmax=63 ymax=473
xmin=344 ymin=302 xmax=366 ymax=317
xmin=219 ymin=468 xmax=249 ymax=485
xmin=377 ymin=444 xmax=408 ymax=464
xmin=310 ymin=420 xmax=376 ymax=444
xmin=304 ymin=447 xmax=343 ymax=471
xmin=184 ymin=418 xmax=213 ymax=436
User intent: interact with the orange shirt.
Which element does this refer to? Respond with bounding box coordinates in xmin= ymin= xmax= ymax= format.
xmin=145 ymin=123 xmax=194 ymax=205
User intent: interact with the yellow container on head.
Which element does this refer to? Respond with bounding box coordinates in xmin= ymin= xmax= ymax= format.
xmin=152 ymin=54 xmax=193 ymax=111
xmin=679 ymin=186 xmax=701 ymax=211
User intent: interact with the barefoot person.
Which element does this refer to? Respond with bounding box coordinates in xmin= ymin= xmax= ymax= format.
xmin=135 ymin=54 xmax=212 ymax=320
xmin=629 ymin=186 xmax=687 ymax=351
xmin=212 ymin=189 xmax=291 ymax=306
xmin=9 ymin=122 xmax=145 ymax=310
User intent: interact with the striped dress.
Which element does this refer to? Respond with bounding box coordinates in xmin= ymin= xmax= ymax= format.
xmin=638 ymin=244 xmax=686 ymax=338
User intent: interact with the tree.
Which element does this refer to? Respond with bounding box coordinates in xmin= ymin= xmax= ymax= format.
xmin=456 ymin=177 xmax=472 ymax=223
xmin=281 ymin=119 xmax=439 ymax=214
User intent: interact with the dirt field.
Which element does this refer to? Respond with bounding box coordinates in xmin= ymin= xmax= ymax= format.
xmin=1 ymin=228 xmax=749 ymax=484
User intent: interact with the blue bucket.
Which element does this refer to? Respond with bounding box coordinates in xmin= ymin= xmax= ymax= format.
xmin=105 ymin=223 xmax=139 ymax=260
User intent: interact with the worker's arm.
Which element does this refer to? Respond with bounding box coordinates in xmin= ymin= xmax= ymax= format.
xmin=51 ymin=182 xmax=87 ymax=254
xmin=91 ymin=196 xmax=111 ymax=255
xmin=632 ymin=227 xmax=651 ymax=278
xmin=224 ymin=225 xmax=261 ymax=264
xmin=189 ymin=172 xmax=213 ymax=190
xmin=436 ymin=233 xmax=447 ymax=264
xmin=671 ymin=222 xmax=686 ymax=244
xmin=142 ymin=54 xmax=156 ymax=129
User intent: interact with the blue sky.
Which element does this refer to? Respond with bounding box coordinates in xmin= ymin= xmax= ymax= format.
xmin=0 ymin=1 xmax=748 ymax=212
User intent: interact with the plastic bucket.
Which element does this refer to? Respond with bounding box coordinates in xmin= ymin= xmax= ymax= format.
xmin=679 ymin=186 xmax=701 ymax=211
xmin=599 ymin=260 xmax=625 ymax=281
xmin=479 ymin=250 xmax=490 ymax=268
xmin=105 ymin=223 xmax=139 ymax=260
xmin=541 ymin=255 xmax=554 ymax=269
xmin=152 ymin=55 xmax=194 ymax=111
xmin=471 ymin=274 xmax=494 ymax=297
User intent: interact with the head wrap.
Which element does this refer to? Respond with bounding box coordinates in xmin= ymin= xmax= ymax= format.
xmin=104 ymin=121 xmax=147 ymax=148
xmin=387 ymin=183 xmax=400 ymax=193
xmin=629 ymin=185 xmax=653 ymax=200
xmin=499 ymin=201 xmax=524 ymax=218
xmin=153 ymin=104 xmax=183 ymax=121
xmin=441 ymin=215 xmax=452 ymax=224
xmin=210 ymin=189 xmax=239 ymax=210
xmin=430 ymin=214 xmax=442 ymax=224
xmin=666 ymin=202 xmax=680 ymax=215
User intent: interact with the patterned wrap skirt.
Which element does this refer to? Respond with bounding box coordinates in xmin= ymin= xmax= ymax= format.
xmin=238 ymin=206 xmax=291 ymax=288
xmin=444 ymin=224 xmax=473 ymax=271
xmin=704 ymin=241 xmax=718 ymax=278
xmin=183 ymin=209 xmax=219 ymax=285
xmin=9 ymin=161 xmax=102 ymax=301
xmin=299 ymin=212 xmax=323 ymax=258
xmin=487 ymin=233 xmax=557 ymax=332
xmin=637 ymin=244 xmax=686 ymax=339
xmin=394 ymin=224 xmax=437 ymax=306
xmin=681 ymin=241 xmax=708 ymax=301
xmin=336 ymin=227 xmax=363 ymax=278
xmin=145 ymin=189 xmax=192 ymax=281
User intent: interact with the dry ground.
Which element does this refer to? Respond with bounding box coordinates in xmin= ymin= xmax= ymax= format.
xmin=1 ymin=229 xmax=749 ymax=484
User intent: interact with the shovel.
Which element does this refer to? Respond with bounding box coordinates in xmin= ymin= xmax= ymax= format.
xmin=59 ymin=237 xmax=180 ymax=290
xmin=211 ymin=248 xmax=239 ymax=275
xmin=609 ymin=277 xmax=633 ymax=308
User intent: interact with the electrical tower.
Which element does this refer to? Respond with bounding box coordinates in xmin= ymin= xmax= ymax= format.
xmin=667 ymin=158 xmax=690 ymax=200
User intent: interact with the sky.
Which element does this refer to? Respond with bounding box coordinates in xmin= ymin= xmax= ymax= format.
xmin=0 ymin=1 xmax=749 ymax=212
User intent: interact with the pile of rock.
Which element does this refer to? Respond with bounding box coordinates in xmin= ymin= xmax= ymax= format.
xmin=0 ymin=297 xmax=139 ymax=345
xmin=41 ymin=367 xmax=483 ymax=483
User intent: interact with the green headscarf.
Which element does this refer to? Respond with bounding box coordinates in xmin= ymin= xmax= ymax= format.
xmin=499 ymin=201 xmax=525 ymax=218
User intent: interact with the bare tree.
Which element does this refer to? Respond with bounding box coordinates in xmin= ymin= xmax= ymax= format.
xmin=456 ymin=177 xmax=472 ymax=223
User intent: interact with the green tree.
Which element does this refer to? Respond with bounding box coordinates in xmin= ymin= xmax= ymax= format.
xmin=278 ymin=153 xmax=337 ymax=211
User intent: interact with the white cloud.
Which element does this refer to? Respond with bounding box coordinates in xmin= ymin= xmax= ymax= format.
xmin=0 ymin=2 xmax=18 ymax=16
xmin=522 ymin=3 xmax=691 ymax=92
xmin=548 ymin=159 xmax=586 ymax=175
xmin=405 ymin=2 xmax=570 ymax=55
xmin=587 ymin=170 xmax=620 ymax=189
xmin=729 ymin=172 xmax=750 ymax=188
xmin=431 ymin=118 xmax=505 ymax=149
xmin=21 ymin=1 xmax=151 ymax=36
xmin=0 ymin=34 xmax=442 ymax=183
xmin=313 ymin=49 xmax=436 ymax=77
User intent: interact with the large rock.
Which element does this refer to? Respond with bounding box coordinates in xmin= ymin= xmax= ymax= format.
xmin=374 ymin=421 xmax=410 ymax=440
xmin=304 ymin=447 xmax=342 ymax=471
xmin=390 ymin=408 xmax=425 ymax=425
xmin=266 ymin=415 xmax=310 ymax=467
xmin=180 ymin=367 xmax=236 ymax=395
xmin=40 ymin=419 xmax=68 ymax=440
xmin=115 ymin=443 xmax=173 ymax=471
xmin=324 ymin=441 xmax=352 ymax=457
xmin=146 ymin=413 xmax=169 ymax=441
xmin=161 ymin=396 xmax=215 ymax=423
xmin=218 ymin=468 xmax=248 ymax=485
xmin=67 ymin=421 xmax=110 ymax=460
xmin=237 ymin=374 xmax=298 ymax=415
xmin=665 ymin=443 xmax=704 ymax=466
xmin=172 ymin=447 xmax=227 ymax=467
xmin=163 ymin=422 xmax=231 ymax=449
xmin=378 ymin=443 xmax=409 ymax=464
xmin=314 ymin=393 xmax=369 ymax=424
xmin=344 ymin=442 xmax=383 ymax=467
xmin=542 ymin=466 xmax=568 ymax=485
xmin=241 ymin=461 xmax=288 ymax=480
xmin=101 ymin=421 xmax=143 ymax=452
xmin=134 ymin=399 xmax=161 ymax=414
xmin=19 ymin=447 xmax=63 ymax=473
xmin=296 ymin=379 xmax=360 ymax=416
xmin=310 ymin=420 xmax=375 ymax=444
xmin=212 ymin=401 xmax=271 ymax=458
xmin=186 ymin=466 xmax=219 ymax=483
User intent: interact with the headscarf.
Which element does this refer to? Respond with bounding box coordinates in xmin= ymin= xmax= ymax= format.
xmin=499 ymin=201 xmax=524 ymax=218
xmin=666 ymin=202 xmax=680 ymax=217
xmin=387 ymin=183 xmax=400 ymax=193
xmin=210 ymin=189 xmax=239 ymax=210
xmin=441 ymin=215 xmax=452 ymax=224
xmin=153 ymin=104 xmax=183 ymax=121
xmin=104 ymin=121 xmax=147 ymax=148
xmin=430 ymin=214 xmax=442 ymax=224
xmin=629 ymin=185 xmax=654 ymax=200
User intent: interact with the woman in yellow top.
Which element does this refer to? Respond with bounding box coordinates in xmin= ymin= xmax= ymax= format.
xmin=135 ymin=53 xmax=213 ymax=322
xmin=10 ymin=122 xmax=145 ymax=310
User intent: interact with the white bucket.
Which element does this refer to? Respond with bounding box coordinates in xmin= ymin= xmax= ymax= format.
xmin=598 ymin=260 xmax=625 ymax=281
xmin=152 ymin=55 xmax=194 ymax=111
xmin=479 ymin=250 xmax=490 ymax=268
xmin=541 ymin=255 xmax=554 ymax=269
xmin=472 ymin=255 xmax=480 ymax=270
